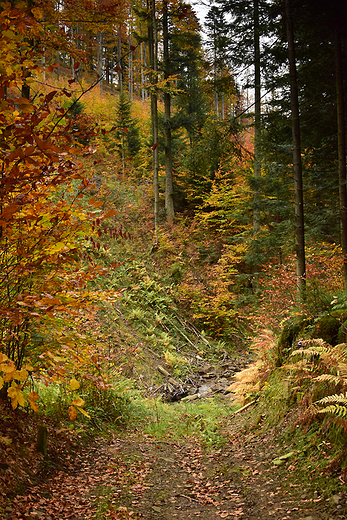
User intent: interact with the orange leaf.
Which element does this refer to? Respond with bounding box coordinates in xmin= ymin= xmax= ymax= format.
xmin=72 ymin=397 xmax=85 ymax=407
xmin=104 ymin=209 xmax=117 ymax=218
xmin=69 ymin=405 xmax=77 ymax=420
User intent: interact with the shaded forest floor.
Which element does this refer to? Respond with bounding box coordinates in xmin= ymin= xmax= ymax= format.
xmin=2 ymin=404 xmax=346 ymax=520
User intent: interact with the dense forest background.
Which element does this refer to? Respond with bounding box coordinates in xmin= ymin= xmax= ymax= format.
xmin=1 ymin=0 xmax=347 ymax=509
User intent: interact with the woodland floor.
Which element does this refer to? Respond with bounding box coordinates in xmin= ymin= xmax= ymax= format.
xmin=1 ymin=403 xmax=347 ymax=520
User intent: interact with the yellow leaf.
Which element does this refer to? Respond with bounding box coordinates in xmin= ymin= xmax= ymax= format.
xmin=48 ymin=242 xmax=65 ymax=254
xmin=24 ymin=363 xmax=34 ymax=371
xmin=0 ymin=353 xmax=9 ymax=363
xmin=69 ymin=378 xmax=80 ymax=390
xmin=0 ymin=376 xmax=3 ymax=390
xmin=69 ymin=405 xmax=77 ymax=420
xmin=29 ymin=391 xmax=40 ymax=412
xmin=17 ymin=389 xmax=25 ymax=408
xmin=31 ymin=7 xmax=43 ymax=19
xmin=46 ymin=351 xmax=63 ymax=362
xmin=0 ymin=360 xmax=16 ymax=373
xmin=77 ymin=406 xmax=90 ymax=419
xmin=13 ymin=369 xmax=28 ymax=382
xmin=72 ymin=397 xmax=85 ymax=407
xmin=8 ymin=382 xmax=25 ymax=410
xmin=3 ymin=372 xmax=14 ymax=383
xmin=7 ymin=386 xmax=18 ymax=410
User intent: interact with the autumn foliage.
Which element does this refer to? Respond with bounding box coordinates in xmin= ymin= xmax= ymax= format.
xmin=0 ymin=2 xmax=115 ymax=415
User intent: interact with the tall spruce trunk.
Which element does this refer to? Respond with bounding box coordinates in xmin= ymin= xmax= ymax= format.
xmin=285 ymin=0 xmax=306 ymax=298
xmin=118 ymin=28 xmax=123 ymax=94
xmin=148 ymin=0 xmax=159 ymax=241
xmin=335 ymin=19 xmax=347 ymax=288
xmin=253 ymin=0 xmax=261 ymax=234
xmin=163 ymin=0 xmax=174 ymax=223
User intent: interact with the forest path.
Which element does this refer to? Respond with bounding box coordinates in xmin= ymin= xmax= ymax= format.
xmin=7 ymin=412 xmax=346 ymax=520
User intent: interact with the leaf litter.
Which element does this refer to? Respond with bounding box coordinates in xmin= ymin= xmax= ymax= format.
xmin=2 ymin=409 xmax=347 ymax=520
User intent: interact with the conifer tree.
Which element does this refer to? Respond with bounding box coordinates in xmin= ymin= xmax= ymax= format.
xmin=205 ymin=5 xmax=232 ymax=120
xmin=163 ymin=0 xmax=175 ymax=222
xmin=115 ymin=92 xmax=140 ymax=174
xmin=285 ymin=0 xmax=305 ymax=296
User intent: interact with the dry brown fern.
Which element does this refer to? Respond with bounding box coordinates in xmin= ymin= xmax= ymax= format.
xmin=230 ymin=330 xmax=277 ymax=405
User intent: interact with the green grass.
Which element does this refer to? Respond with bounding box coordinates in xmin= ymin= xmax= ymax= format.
xmin=91 ymin=485 xmax=116 ymax=519
xmin=132 ymin=396 xmax=238 ymax=447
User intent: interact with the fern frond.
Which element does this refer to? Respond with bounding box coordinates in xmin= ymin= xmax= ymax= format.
xmin=323 ymin=346 xmax=347 ymax=363
xmin=291 ymin=348 xmax=328 ymax=358
xmin=314 ymin=374 xmax=343 ymax=385
xmin=304 ymin=338 xmax=329 ymax=347
xmin=316 ymin=404 xmax=347 ymax=419
xmin=337 ymin=363 xmax=347 ymax=378
xmin=316 ymin=392 xmax=347 ymax=405
xmin=283 ymin=361 xmax=313 ymax=371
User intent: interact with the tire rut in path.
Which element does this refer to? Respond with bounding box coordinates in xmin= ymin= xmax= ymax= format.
xmin=106 ymin=432 xmax=347 ymax=520
xmin=7 ymin=431 xmax=347 ymax=519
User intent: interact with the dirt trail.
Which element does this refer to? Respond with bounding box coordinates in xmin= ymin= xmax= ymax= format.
xmin=5 ymin=415 xmax=346 ymax=520
xmin=106 ymin=431 xmax=346 ymax=520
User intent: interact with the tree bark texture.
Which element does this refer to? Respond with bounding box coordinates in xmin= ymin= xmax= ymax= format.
xmin=285 ymin=0 xmax=306 ymax=297
xmin=163 ymin=0 xmax=175 ymax=223
xmin=97 ymin=31 xmax=103 ymax=93
xmin=118 ymin=28 xmax=123 ymax=94
xmin=335 ymin=17 xmax=347 ymax=288
xmin=148 ymin=0 xmax=159 ymax=241
xmin=253 ymin=0 xmax=261 ymax=234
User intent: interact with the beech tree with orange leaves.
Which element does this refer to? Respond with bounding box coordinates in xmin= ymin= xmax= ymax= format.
xmin=0 ymin=1 xmax=114 ymax=416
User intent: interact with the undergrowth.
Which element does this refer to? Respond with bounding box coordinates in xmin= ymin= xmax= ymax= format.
xmin=232 ymin=329 xmax=347 ymax=482
xmin=132 ymin=396 xmax=238 ymax=447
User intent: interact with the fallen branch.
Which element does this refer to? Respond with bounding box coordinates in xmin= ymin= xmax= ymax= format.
xmin=232 ymin=400 xmax=257 ymax=415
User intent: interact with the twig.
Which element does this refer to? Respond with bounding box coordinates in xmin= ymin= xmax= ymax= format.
xmin=177 ymin=494 xmax=199 ymax=503
xmin=165 ymin=316 xmax=199 ymax=351
xmin=232 ymin=400 xmax=257 ymax=415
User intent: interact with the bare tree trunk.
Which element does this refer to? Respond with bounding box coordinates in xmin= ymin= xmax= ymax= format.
xmin=221 ymin=70 xmax=225 ymax=120
xmin=56 ymin=51 xmax=60 ymax=80
xmin=118 ymin=28 xmax=123 ymax=94
xmin=335 ymin=17 xmax=347 ymax=288
xmin=213 ymin=25 xmax=219 ymax=120
xmin=42 ymin=47 xmax=46 ymax=81
xmin=97 ymin=31 xmax=103 ymax=93
xmin=163 ymin=0 xmax=174 ymax=223
xmin=128 ymin=29 xmax=133 ymax=99
xmin=214 ymin=55 xmax=219 ymax=119
xmin=141 ymin=42 xmax=146 ymax=101
xmin=148 ymin=0 xmax=159 ymax=242
xmin=253 ymin=0 xmax=261 ymax=234
xmin=285 ymin=0 xmax=306 ymax=298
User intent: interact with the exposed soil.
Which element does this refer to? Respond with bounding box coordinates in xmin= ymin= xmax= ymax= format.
xmin=1 ymin=404 xmax=346 ymax=520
